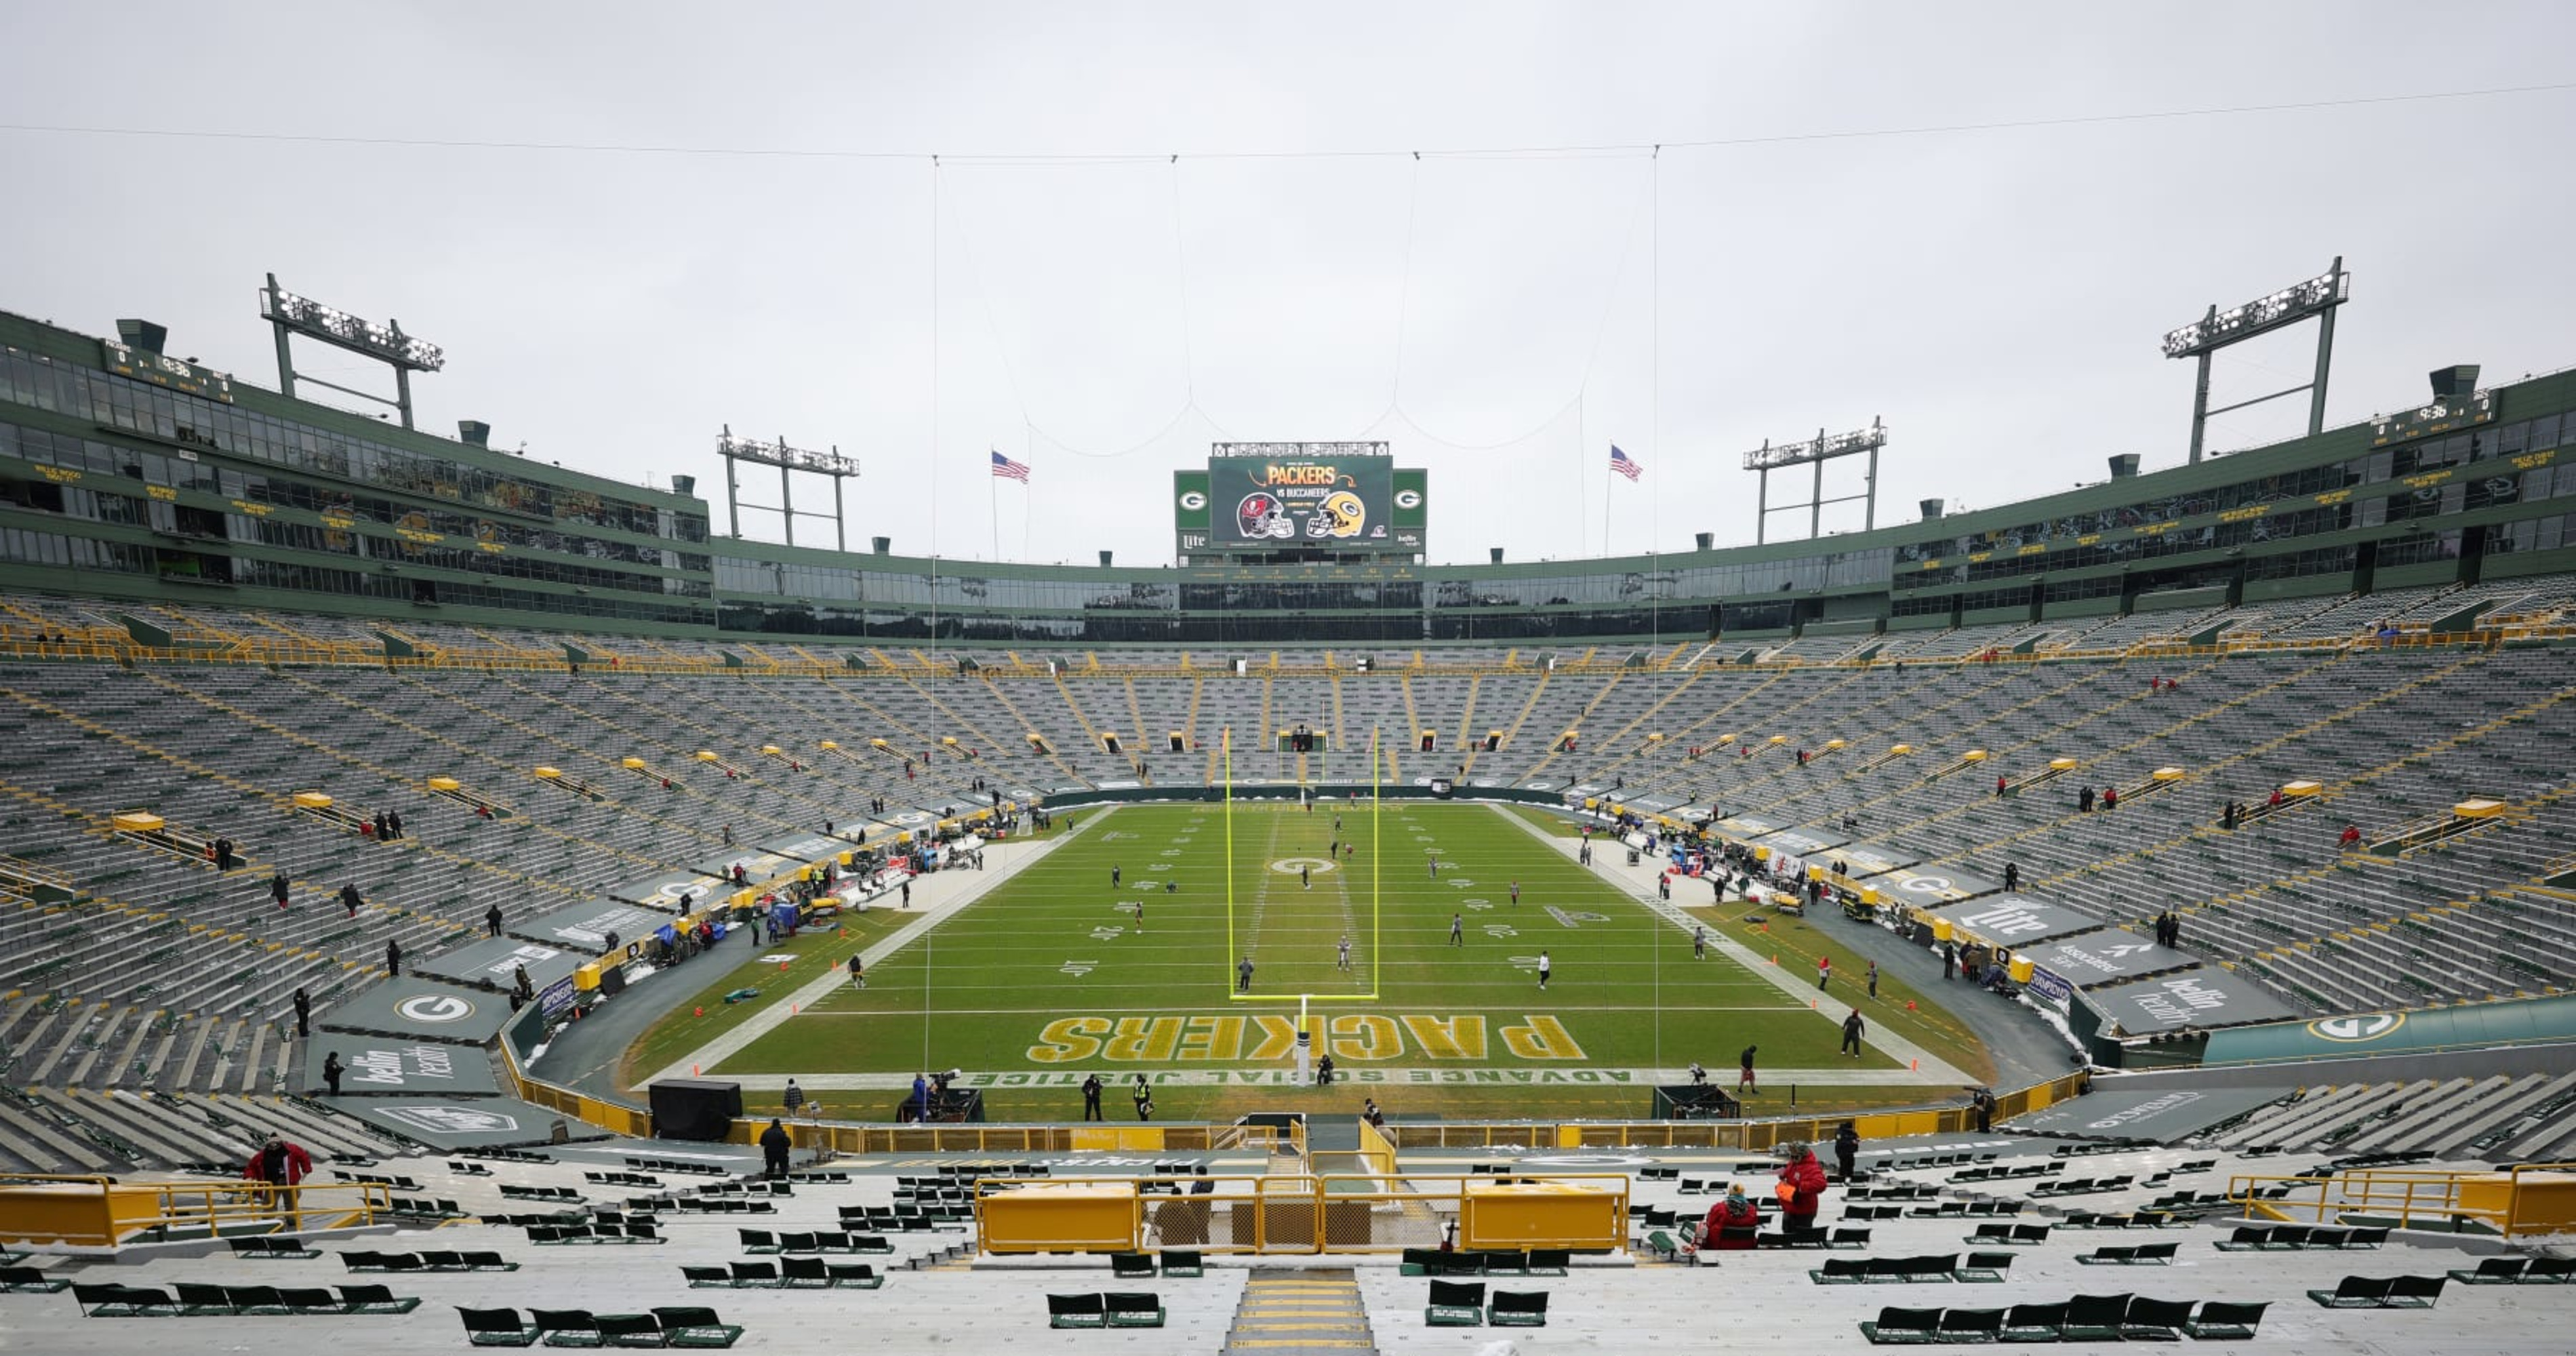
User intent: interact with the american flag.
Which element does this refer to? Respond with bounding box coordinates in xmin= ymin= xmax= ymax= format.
xmin=1609 ymin=445 xmax=1642 ymax=481
xmin=990 ymin=450 xmax=1031 ymax=483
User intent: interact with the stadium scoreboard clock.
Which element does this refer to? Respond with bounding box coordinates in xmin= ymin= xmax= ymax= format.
xmin=1175 ymin=443 xmax=1427 ymax=559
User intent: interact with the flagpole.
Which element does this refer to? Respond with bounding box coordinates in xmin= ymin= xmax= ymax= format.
xmin=989 ymin=452 xmax=1000 ymax=561
xmin=1577 ymin=391 xmax=1588 ymax=561
xmin=928 ymin=155 xmax=942 ymax=659
xmin=1603 ymin=447 xmax=1614 ymax=557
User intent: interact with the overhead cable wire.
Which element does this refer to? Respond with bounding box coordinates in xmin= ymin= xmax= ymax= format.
xmin=4 ymin=80 xmax=2569 ymax=163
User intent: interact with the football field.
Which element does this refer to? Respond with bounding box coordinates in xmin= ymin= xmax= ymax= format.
xmin=636 ymin=801 xmax=1987 ymax=1122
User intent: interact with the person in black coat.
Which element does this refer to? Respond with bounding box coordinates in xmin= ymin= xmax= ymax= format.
xmin=271 ymin=871 xmax=292 ymax=910
xmin=321 ymin=1052 xmax=344 ymax=1096
xmin=292 ymin=987 xmax=311 ymax=1039
xmin=759 ymin=1119 xmax=792 ymax=1179
xmin=384 ymin=938 xmax=401 ymax=978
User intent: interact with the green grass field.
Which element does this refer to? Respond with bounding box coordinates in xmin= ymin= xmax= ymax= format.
xmin=628 ymin=801 xmax=1989 ymax=1121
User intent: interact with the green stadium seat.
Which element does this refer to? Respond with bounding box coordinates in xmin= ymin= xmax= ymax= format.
xmin=1952 ymin=1251 xmax=2013 ymax=1282
xmin=1934 ymin=1307 xmax=2005 ymax=1342
xmin=2182 ymin=1300 xmax=2268 ymax=1340
xmin=0 ymin=1266 xmax=69 ymax=1293
xmin=1047 ymin=1293 xmax=1106 ymax=1328
xmin=459 ymin=1307 xmax=542 ymax=1347
xmin=651 ymin=1307 xmax=744 ymax=1348
xmin=2058 ymin=1293 xmax=2132 ymax=1341
xmin=530 ymin=1309 xmax=604 ymax=1346
xmin=1858 ymin=1306 xmax=1943 ymax=1344
xmin=2119 ymin=1296 xmax=2194 ymax=1340
xmin=2308 ymin=1275 xmax=2394 ymax=1308
xmin=1426 ymin=1279 xmax=1485 ymax=1325
xmin=1998 ymin=1302 xmax=2066 ymax=1342
xmin=1104 ymin=1292 xmax=1165 ymax=1328
xmin=337 ymin=1283 xmax=420 ymax=1314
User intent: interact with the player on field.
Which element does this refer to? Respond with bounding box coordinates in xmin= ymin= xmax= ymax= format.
xmin=1537 ymin=950 xmax=1551 ymax=991
xmin=1693 ymin=925 xmax=1707 ymax=959
xmin=1337 ymin=935 xmax=1352 ymax=971
xmin=1449 ymin=912 xmax=1464 ymax=946
xmin=1301 ymin=864 xmax=1310 ymax=890
xmin=1510 ymin=880 xmax=1520 ymax=906
xmin=1238 ymin=955 xmax=1255 ymax=993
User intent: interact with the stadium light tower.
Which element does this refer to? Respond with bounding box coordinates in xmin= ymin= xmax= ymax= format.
xmin=717 ymin=426 xmax=861 ymax=549
xmin=258 ymin=273 xmax=445 ymax=429
xmin=1742 ymin=418 xmax=1887 ymax=545
xmin=2162 ymin=258 xmax=2349 ymax=463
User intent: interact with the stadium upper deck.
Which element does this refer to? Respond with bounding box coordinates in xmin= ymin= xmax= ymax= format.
xmin=5 ymin=307 xmax=2575 ymax=646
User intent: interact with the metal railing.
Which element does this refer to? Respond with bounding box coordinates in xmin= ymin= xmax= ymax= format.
xmin=973 ymin=1171 xmax=1630 ymax=1256
xmin=1391 ymin=1071 xmax=2083 ymax=1155
xmin=0 ymin=1173 xmax=390 ymax=1245
xmin=2226 ymin=1159 xmax=2576 ymax=1239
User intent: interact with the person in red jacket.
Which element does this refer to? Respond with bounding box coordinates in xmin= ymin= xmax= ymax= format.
xmin=1695 ymin=1182 xmax=1763 ymax=1253
xmin=1774 ymin=1142 xmax=1830 ymax=1238
xmin=244 ymin=1134 xmax=313 ymax=1188
xmin=245 ymin=1133 xmax=314 ymax=1222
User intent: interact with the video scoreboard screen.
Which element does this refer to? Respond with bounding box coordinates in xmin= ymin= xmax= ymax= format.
xmin=1175 ymin=443 xmax=1426 ymax=557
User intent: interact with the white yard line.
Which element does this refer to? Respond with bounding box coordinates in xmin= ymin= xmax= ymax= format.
xmin=640 ymin=816 xmax=1092 ymax=1086
xmin=1487 ymin=801 xmax=1977 ymax=1088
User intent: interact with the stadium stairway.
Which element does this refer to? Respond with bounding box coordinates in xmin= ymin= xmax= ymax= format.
xmin=1222 ymin=1267 xmax=1377 ymax=1356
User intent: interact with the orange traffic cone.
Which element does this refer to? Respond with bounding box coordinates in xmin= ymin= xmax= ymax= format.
xmin=1769 ymin=955 xmax=1779 ymax=966
xmin=1910 ymin=1058 xmax=1919 ymax=1071
xmin=693 ymin=1006 xmax=704 ymax=1017
xmin=1906 ymin=1000 xmax=1917 ymax=1011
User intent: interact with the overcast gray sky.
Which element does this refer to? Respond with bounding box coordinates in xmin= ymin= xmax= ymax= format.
xmin=5 ymin=2 xmax=2573 ymax=567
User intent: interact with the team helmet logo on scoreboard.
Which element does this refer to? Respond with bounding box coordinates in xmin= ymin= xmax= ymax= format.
xmin=1306 ymin=490 xmax=1366 ymax=539
xmin=1236 ymin=492 xmax=1295 ymax=539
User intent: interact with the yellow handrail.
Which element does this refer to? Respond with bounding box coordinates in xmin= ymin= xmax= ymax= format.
xmin=0 ymin=1173 xmax=392 ymax=1245
xmin=2224 ymin=1159 xmax=2576 ymax=1239
xmin=972 ymin=1171 xmax=1633 ymax=1255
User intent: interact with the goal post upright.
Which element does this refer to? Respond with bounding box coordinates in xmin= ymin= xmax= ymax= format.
xmin=1222 ymin=723 xmax=1234 ymax=991
xmin=1371 ymin=723 xmax=1382 ymax=1003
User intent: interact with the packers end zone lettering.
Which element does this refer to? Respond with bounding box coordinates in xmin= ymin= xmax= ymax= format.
xmin=1028 ymin=1013 xmax=1587 ymax=1064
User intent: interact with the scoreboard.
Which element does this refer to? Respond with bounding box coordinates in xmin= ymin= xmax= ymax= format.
xmin=1174 ymin=443 xmax=1426 ymax=559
